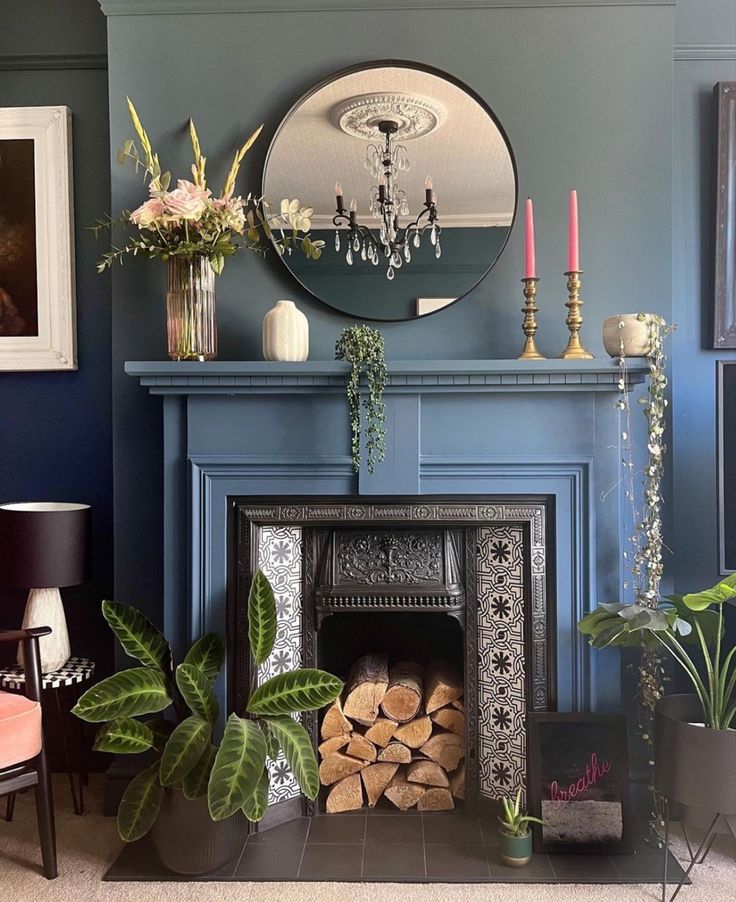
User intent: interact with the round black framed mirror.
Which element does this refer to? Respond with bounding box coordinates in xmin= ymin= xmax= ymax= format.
xmin=263 ymin=61 xmax=517 ymax=322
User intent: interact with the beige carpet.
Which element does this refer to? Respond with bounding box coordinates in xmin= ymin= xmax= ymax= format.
xmin=1 ymin=776 xmax=734 ymax=902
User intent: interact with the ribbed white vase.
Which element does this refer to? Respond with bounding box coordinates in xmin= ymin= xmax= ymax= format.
xmin=262 ymin=300 xmax=309 ymax=361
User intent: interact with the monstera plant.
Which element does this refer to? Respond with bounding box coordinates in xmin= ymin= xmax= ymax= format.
xmin=74 ymin=571 xmax=343 ymax=846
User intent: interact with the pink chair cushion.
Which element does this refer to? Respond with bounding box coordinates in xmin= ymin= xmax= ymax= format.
xmin=0 ymin=690 xmax=42 ymax=769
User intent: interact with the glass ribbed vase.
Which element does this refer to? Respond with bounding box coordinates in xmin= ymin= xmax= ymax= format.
xmin=166 ymin=255 xmax=217 ymax=361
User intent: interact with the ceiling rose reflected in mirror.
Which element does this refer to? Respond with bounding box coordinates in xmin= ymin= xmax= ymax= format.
xmin=263 ymin=62 xmax=517 ymax=321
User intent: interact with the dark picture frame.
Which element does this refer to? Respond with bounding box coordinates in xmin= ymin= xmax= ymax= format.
xmin=717 ymin=361 xmax=736 ymax=574
xmin=528 ymin=713 xmax=632 ymax=855
xmin=713 ymin=83 xmax=736 ymax=349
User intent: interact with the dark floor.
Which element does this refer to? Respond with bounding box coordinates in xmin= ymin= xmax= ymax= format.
xmin=105 ymin=806 xmax=688 ymax=884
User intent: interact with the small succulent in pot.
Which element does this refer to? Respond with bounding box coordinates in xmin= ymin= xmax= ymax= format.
xmin=497 ymin=789 xmax=545 ymax=867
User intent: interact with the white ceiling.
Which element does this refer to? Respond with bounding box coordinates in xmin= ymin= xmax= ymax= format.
xmin=263 ymin=66 xmax=516 ymax=229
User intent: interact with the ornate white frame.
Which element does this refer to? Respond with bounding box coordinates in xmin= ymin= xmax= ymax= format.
xmin=0 ymin=106 xmax=76 ymax=371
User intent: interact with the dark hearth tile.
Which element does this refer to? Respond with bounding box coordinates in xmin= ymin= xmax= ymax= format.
xmin=425 ymin=844 xmax=491 ymax=880
xmin=307 ymin=813 xmax=366 ymax=843
xmin=249 ymin=817 xmax=310 ymax=845
xmin=366 ymin=814 xmax=423 ymax=844
xmin=104 ymin=839 xmax=177 ymax=880
xmin=549 ymin=853 xmax=619 ymax=881
xmin=479 ymin=818 xmax=501 ymax=846
xmin=362 ymin=842 xmax=426 ymax=879
xmin=423 ymin=813 xmax=483 ymax=844
xmin=235 ymin=842 xmax=303 ymax=879
xmin=487 ymin=848 xmax=555 ymax=881
xmin=299 ymin=843 xmax=364 ymax=880
xmin=613 ymin=846 xmax=686 ymax=881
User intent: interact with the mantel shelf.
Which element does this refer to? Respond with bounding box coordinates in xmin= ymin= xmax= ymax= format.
xmin=125 ymin=358 xmax=647 ymax=395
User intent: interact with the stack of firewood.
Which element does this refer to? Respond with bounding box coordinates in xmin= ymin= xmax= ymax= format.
xmin=318 ymin=653 xmax=465 ymax=813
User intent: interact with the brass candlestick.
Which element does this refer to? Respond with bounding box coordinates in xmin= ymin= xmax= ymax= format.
xmin=558 ymin=270 xmax=594 ymax=359
xmin=518 ymin=277 xmax=545 ymax=360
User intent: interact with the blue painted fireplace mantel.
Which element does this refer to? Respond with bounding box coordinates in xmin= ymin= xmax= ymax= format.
xmin=127 ymin=358 xmax=648 ymax=716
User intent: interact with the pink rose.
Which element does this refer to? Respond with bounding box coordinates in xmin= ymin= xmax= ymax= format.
xmin=129 ymin=196 xmax=165 ymax=228
xmin=163 ymin=180 xmax=211 ymax=222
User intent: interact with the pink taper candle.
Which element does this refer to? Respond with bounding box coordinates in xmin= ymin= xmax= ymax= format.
xmin=524 ymin=197 xmax=536 ymax=279
xmin=568 ymin=189 xmax=580 ymax=272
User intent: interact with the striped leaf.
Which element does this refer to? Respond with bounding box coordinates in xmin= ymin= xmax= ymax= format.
xmin=207 ymin=715 xmax=267 ymax=821
xmin=181 ymin=744 xmax=217 ymax=800
xmin=242 ymin=768 xmax=269 ymax=822
xmin=93 ymin=717 xmax=154 ymax=755
xmin=248 ymin=570 xmax=277 ymax=666
xmin=247 ymin=669 xmax=343 ymax=716
xmin=160 ymin=715 xmax=211 ymax=787
xmin=183 ymin=634 xmax=225 ymax=682
xmin=262 ymin=720 xmax=280 ymax=761
xmin=102 ymin=601 xmax=170 ymax=671
xmin=117 ymin=761 xmax=163 ymax=843
xmin=263 ymin=715 xmax=319 ymax=800
xmin=72 ymin=667 xmax=170 ymax=723
xmin=176 ymin=663 xmax=219 ymax=723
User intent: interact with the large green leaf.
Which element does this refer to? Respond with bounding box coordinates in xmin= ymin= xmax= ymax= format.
xmin=248 ymin=570 xmax=277 ymax=666
xmin=176 ymin=663 xmax=219 ymax=723
xmin=102 ymin=600 xmax=171 ymax=671
xmin=683 ymin=575 xmax=736 ymax=611
xmin=184 ymin=634 xmax=225 ymax=682
xmin=262 ymin=720 xmax=280 ymax=761
xmin=263 ymin=715 xmax=319 ymax=800
xmin=72 ymin=667 xmax=171 ymax=723
xmin=117 ymin=761 xmax=163 ymax=842
xmin=207 ymin=715 xmax=267 ymax=821
xmin=242 ymin=769 xmax=269 ymax=822
xmin=159 ymin=715 xmax=211 ymax=786
xmin=181 ymin=744 xmax=217 ymax=800
xmin=247 ymin=669 xmax=343 ymax=716
xmin=93 ymin=717 xmax=154 ymax=755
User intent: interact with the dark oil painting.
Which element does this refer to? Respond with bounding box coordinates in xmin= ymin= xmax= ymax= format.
xmin=0 ymin=139 xmax=38 ymax=337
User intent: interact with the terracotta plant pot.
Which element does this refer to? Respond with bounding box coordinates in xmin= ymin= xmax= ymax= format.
xmin=602 ymin=313 xmax=654 ymax=358
xmin=498 ymin=829 xmax=533 ymax=867
xmin=150 ymin=789 xmax=247 ymax=875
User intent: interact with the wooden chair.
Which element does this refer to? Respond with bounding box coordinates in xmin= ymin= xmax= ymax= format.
xmin=0 ymin=627 xmax=57 ymax=879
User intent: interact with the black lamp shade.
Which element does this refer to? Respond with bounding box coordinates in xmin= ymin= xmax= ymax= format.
xmin=0 ymin=502 xmax=90 ymax=589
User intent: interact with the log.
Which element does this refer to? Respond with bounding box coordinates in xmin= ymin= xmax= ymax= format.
xmin=417 ymin=787 xmax=454 ymax=811
xmin=326 ymin=773 xmax=364 ymax=813
xmin=381 ymin=661 xmax=423 ymax=723
xmin=406 ymin=759 xmax=449 ymax=788
xmin=361 ymin=762 xmax=399 ymax=807
xmin=343 ymin=653 xmax=389 ymax=725
xmin=320 ymin=699 xmax=352 ymax=740
xmin=377 ymin=742 xmax=412 ymax=764
xmin=424 ymin=660 xmax=463 ymax=714
xmin=364 ymin=718 xmax=398 ymax=748
xmin=318 ymin=734 xmax=350 ymax=759
xmin=393 ymin=715 xmax=433 ymax=749
xmin=346 ymin=732 xmax=377 ymax=762
xmin=430 ymin=706 xmax=465 ymax=736
xmin=384 ymin=771 xmax=426 ymax=811
xmin=449 ymin=762 xmax=465 ymax=800
xmin=451 ymin=698 xmax=465 ymax=712
xmin=419 ymin=733 xmax=464 ymax=771
xmin=319 ymin=751 xmax=366 ymax=786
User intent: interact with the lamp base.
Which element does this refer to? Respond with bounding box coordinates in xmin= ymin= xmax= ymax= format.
xmin=17 ymin=587 xmax=71 ymax=673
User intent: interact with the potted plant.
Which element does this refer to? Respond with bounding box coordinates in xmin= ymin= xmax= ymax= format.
xmin=497 ymin=789 xmax=545 ymax=867
xmin=73 ymin=570 xmax=342 ymax=875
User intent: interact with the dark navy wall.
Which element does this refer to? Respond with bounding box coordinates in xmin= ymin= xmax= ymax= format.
xmin=0 ymin=1 xmax=113 ymax=684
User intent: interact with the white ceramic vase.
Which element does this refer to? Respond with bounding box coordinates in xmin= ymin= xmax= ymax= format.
xmin=602 ymin=313 xmax=654 ymax=358
xmin=262 ymin=300 xmax=309 ymax=362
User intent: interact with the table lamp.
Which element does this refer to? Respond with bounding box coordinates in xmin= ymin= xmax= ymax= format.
xmin=0 ymin=502 xmax=90 ymax=673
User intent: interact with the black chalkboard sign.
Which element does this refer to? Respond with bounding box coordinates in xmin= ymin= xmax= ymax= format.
xmin=528 ymin=713 xmax=632 ymax=854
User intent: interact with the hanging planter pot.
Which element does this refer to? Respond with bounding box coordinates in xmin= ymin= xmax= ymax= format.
xmin=602 ymin=313 xmax=655 ymax=357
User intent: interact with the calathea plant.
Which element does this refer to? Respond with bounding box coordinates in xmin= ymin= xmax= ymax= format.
xmin=73 ymin=571 xmax=343 ymax=840
xmin=335 ymin=325 xmax=387 ymax=475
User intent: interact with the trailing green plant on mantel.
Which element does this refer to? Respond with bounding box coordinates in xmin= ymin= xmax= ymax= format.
xmin=73 ymin=571 xmax=343 ymax=841
xmin=335 ymin=325 xmax=387 ymax=475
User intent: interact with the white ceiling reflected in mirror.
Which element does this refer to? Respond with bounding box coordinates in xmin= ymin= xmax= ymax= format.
xmin=263 ymin=62 xmax=517 ymax=321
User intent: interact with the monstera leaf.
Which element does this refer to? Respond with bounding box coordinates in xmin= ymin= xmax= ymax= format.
xmin=248 ymin=570 xmax=277 ymax=666
xmin=263 ymin=715 xmax=319 ymax=800
xmin=247 ymin=670 xmax=343 ymax=716
xmin=102 ymin=600 xmax=171 ymax=671
xmin=72 ymin=667 xmax=170 ymax=723
xmin=208 ymin=715 xmax=267 ymax=821
xmin=182 ymin=744 xmax=217 ymax=800
xmin=117 ymin=761 xmax=163 ymax=843
xmin=183 ymin=634 xmax=225 ymax=682
xmin=159 ymin=715 xmax=211 ymax=786
xmin=683 ymin=574 xmax=736 ymax=611
xmin=176 ymin=663 xmax=219 ymax=723
xmin=242 ymin=769 xmax=270 ymax=822
xmin=578 ymin=603 xmax=681 ymax=649
xmin=93 ymin=717 xmax=154 ymax=755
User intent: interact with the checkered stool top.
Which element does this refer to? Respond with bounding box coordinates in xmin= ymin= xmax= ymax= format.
xmin=0 ymin=657 xmax=95 ymax=690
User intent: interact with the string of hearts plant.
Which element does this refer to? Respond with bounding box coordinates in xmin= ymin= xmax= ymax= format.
xmin=73 ymin=571 xmax=343 ymax=840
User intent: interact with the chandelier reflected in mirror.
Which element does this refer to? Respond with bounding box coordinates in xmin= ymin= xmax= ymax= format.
xmin=333 ymin=118 xmax=441 ymax=281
